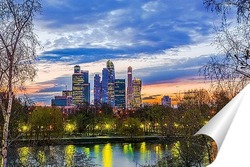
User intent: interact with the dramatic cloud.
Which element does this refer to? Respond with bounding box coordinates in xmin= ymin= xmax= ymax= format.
xmin=25 ymin=0 xmax=221 ymax=104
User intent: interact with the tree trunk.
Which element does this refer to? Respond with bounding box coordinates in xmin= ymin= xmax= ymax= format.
xmin=1 ymin=94 xmax=13 ymax=167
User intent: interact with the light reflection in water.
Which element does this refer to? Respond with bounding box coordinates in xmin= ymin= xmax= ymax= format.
xmin=15 ymin=142 xmax=169 ymax=167
xmin=94 ymin=145 xmax=100 ymax=162
xmin=83 ymin=147 xmax=90 ymax=158
xmin=140 ymin=142 xmax=148 ymax=161
xmin=65 ymin=145 xmax=75 ymax=167
xmin=103 ymin=143 xmax=112 ymax=167
xmin=171 ymin=141 xmax=180 ymax=158
xmin=37 ymin=150 xmax=46 ymax=165
xmin=18 ymin=147 xmax=30 ymax=165
xmin=123 ymin=143 xmax=134 ymax=161
xmin=155 ymin=145 xmax=163 ymax=159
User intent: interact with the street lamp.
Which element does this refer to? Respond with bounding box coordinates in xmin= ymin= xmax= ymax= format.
xmin=65 ymin=123 xmax=76 ymax=134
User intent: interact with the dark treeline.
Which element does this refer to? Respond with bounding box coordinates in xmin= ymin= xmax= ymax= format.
xmin=0 ymin=88 xmax=231 ymax=166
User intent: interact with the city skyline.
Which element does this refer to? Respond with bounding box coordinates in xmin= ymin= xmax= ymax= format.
xmin=59 ymin=61 xmax=142 ymax=108
xmin=22 ymin=0 xmax=220 ymax=105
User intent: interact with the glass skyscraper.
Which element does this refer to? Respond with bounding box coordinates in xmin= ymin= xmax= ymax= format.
xmin=115 ymin=79 xmax=126 ymax=109
xmin=94 ymin=74 xmax=101 ymax=106
xmin=132 ymin=78 xmax=142 ymax=108
xmin=72 ymin=65 xmax=90 ymax=105
xmin=81 ymin=70 xmax=90 ymax=104
xmin=101 ymin=68 xmax=109 ymax=104
xmin=127 ymin=66 xmax=133 ymax=109
xmin=107 ymin=60 xmax=115 ymax=107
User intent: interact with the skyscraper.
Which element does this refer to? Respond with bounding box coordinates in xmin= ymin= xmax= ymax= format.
xmin=127 ymin=66 xmax=133 ymax=109
xmin=81 ymin=70 xmax=90 ymax=104
xmin=94 ymin=74 xmax=101 ymax=106
xmin=115 ymin=79 xmax=126 ymax=109
xmin=132 ymin=78 xmax=142 ymax=108
xmin=102 ymin=68 xmax=109 ymax=104
xmin=107 ymin=60 xmax=115 ymax=107
xmin=162 ymin=96 xmax=172 ymax=107
xmin=72 ymin=65 xmax=90 ymax=105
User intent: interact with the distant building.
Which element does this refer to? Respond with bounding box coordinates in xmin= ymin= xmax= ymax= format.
xmin=81 ymin=70 xmax=90 ymax=104
xmin=107 ymin=60 xmax=115 ymax=107
xmin=51 ymin=96 xmax=72 ymax=106
xmin=101 ymin=68 xmax=109 ymax=104
xmin=127 ymin=66 xmax=133 ymax=109
xmin=101 ymin=60 xmax=116 ymax=107
xmin=115 ymin=79 xmax=126 ymax=109
xmin=94 ymin=74 xmax=101 ymax=106
xmin=72 ymin=65 xmax=90 ymax=105
xmin=62 ymin=90 xmax=72 ymax=97
xmin=162 ymin=96 xmax=171 ymax=107
xmin=132 ymin=78 xmax=142 ymax=108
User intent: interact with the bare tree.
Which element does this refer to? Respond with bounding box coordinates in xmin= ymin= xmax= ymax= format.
xmin=203 ymin=0 xmax=250 ymax=23
xmin=0 ymin=0 xmax=41 ymax=166
xmin=202 ymin=0 xmax=250 ymax=94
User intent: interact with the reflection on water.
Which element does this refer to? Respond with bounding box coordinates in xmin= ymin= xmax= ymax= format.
xmin=37 ymin=150 xmax=46 ymax=165
xmin=18 ymin=147 xmax=30 ymax=165
xmin=13 ymin=142 xmax=170 ymax=167
xmin=103 ymin=143 xmax=112 ymax=167
xmin=171 ymin=141 xmax=180 ymax=158
xmin=65 ymin=145 xmax=75 ymax=166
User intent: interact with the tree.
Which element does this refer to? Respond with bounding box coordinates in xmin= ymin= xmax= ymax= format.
xmin=202 ymin=0 xmax=250 ymax=94
xmin=203 ymin=0 xmax=250 ymax=23
xmin=120 ymin=117 xmax=142 ymax=138
xmin=0 ymin=0 xmax=41 ymax=165
xmin=30 ymin=107 xmax=63 ymax=139
xmin=177 ymin=89 xmax=216 ymax=164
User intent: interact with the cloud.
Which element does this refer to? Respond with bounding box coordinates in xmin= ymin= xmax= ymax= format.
xmin=137 ymin=55 xmax=214 ymax=84
xmin=38 ymin=47 xmax=139 ymax=64
xmin=28 ymin=0 xmax=222 ymax=105
xmin=142 ymin=96 xmax=156 ymax=100
xmin=38 ymin=85 xmax=66 ymax=93
xmin=35 ymin=0 xmax=219 ymax=51
xmin=26 ymin=93 xmax=56 ymax=106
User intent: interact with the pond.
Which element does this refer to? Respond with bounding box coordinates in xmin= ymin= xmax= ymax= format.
xmin=8 ymin=140 xmax=211 ymax=166
xmin=8 ymin=142 xmax=171 ymax=167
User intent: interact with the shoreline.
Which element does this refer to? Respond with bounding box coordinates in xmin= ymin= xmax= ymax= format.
xmin=10 ymin=136 xmax=183 ymax=147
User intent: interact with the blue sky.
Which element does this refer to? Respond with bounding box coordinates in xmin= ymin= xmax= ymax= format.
xmin=26 ymin=0 xmax=222 ymax=105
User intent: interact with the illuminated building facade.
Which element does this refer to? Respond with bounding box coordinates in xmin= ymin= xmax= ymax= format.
xmin=62 ymin=90 xmax=72 ymax=97
xmin=107 ymin=60 xmax=115 ymax=107
xmin=82 ymin=70 xmax=90 ymax=104
xmin=161 ymin=96 xmax=171 ymax=107
xmin=72 ymin=65 xmax=90 ymax=105
xmin=115 ymin=79 xmax=126 ymax=109
xmin=51 ymin=96 xmax=72 ymax=106
xmin=94 ymin=74 xmax=101 ymax=106
xmin=132 ymin=78 xmax=142 ymax=108
xmin=127 ymin=66 xmax=133 ymax=109
xmin=102 ymin=68 xmax=109 ymax=104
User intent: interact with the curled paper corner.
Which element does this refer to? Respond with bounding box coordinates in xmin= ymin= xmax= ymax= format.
xmin=194 ymin=84 xmax=250 ymax=166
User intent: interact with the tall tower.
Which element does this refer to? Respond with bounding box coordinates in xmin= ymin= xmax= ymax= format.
xmin=107 ymin=60 xmax=115 ymax=107
xmin=101 ymin=68 xmax=109 ymax=104
xmin=115 ymin=79 xmax=126 ymax=109
xmin=127 ymin=66 xmax=133 ymax=109
xmin=81 ymin=70 xmax=90 ymax=104
xmin=94 ymin=74 xmax=101 ymax=106
xmin=72 ymin=65 xmax=90 ymax=105
xmin=132 ymin=78 xmax=142 ymax=108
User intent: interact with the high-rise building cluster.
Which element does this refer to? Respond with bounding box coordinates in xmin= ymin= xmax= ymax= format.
xmin=52 ymin=60 xmax=142 ymax=110
xmin=94 ymin=60 xmax=142 ymax=109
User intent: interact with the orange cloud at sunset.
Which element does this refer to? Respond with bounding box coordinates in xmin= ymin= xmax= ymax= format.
xmin=142 ymin=78 xmax=210 ymax=105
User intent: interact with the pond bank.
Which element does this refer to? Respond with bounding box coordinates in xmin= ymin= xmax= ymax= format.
xmin=11 ymin=135 xmax=183 ymax=146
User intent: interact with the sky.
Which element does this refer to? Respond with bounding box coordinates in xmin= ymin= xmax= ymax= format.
xmin=23 ymin=0 xmax=222 ymax=105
